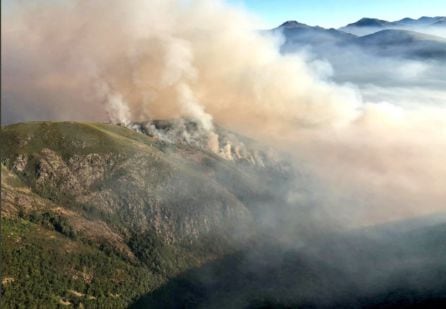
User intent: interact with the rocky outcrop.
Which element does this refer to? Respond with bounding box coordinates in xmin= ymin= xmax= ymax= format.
xmin=1 ymin=165 xmax=134 ymax=258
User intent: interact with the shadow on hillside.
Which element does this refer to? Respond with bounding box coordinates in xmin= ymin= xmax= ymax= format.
xmin=131 ymin=222 xmax=446 ymax=309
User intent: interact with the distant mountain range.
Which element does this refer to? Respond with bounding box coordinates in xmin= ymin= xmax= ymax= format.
xmin=273 ymin=16 xmax=446 ymax=61
xmin=273 ymin=20 xmax=356 ymax=46
xmin=341 ymin=16 xmax=446 ymax=35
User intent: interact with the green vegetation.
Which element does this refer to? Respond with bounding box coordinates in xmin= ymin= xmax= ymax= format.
xmin=0 ymin=121 xmax=295 ymax=307
xmin=2 ymin=121 xmax=446 ymax=308
xmin=0 ymin=216 xmax=231 ymax=308
xmin=1 ymin=122 xmax=154 ymax=161
xmin=1 ymin=218 xmax=158 ymax=308
xmin=25 ymin=211 xmax=77 ymax=239
xmin=0 ymin=121 xmax=265 ymax=307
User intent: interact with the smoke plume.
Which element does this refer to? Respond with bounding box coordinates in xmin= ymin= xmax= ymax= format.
xmin=2 ymin=0 xmax=446 ymax=227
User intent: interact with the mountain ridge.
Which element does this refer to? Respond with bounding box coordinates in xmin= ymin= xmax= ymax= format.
xmin=0 ymin=120 xmax=295 ymax=307
xmin=340 ymin=16 xmax=446 ymax=36
xmin=2 ymin=121 xmax=446 ymax=308
xmin=273 ymin=17 xmax=446 ymax=61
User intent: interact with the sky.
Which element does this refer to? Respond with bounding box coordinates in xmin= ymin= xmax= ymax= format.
xmin=226 ymin=0 xmax=446 ymax=28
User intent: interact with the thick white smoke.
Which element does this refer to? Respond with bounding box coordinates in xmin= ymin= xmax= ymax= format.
xmin=2 ymin=0 xmax=362 ymax=130
xmin=3 ymin=0 xmax=446 ymax=226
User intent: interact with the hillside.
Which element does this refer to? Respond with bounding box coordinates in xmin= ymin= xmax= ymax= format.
xmin=0 ymin=121 xmax=293 ymax=307
xmin=2 ymin=121 xmax=446 ymax=308
xmin=132 ymin=220 xmax=446 ymax=308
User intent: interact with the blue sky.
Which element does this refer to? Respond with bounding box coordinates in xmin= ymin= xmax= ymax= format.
xmin=226 ymin=0 xmax=446 ymax=28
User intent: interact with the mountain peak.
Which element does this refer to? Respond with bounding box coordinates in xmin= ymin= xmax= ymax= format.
xmin=396 ymin=17 xmax=416 ymax=25
xmin=279 ymin=20 xmax=309 ymax=28
xmin=347 ymin=17 xmax=391 ymax=28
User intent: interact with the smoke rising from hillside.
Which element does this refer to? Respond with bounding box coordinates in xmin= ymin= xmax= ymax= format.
xmin=3 ymin=0 xmax=446 ymax=226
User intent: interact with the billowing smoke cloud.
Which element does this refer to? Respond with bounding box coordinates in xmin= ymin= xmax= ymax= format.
xmin=2 ymin=0 xmax=361 ymax=129
xmin=2 ymin=0 xmax=446 ymax=227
